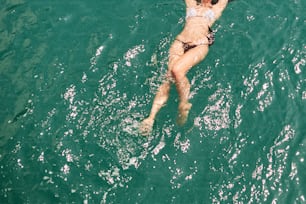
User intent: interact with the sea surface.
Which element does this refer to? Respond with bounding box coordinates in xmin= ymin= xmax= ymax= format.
xmin=1 ymin=0 xmax=306 ymax=203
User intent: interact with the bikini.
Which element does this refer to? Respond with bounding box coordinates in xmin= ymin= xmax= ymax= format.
xmin=176 ymin=6 xmax=217 ymax=53
xmin=176 ymin=26 xmax=215 ymax=53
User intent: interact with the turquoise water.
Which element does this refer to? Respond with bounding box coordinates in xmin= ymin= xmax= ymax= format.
xmin=1 ymin=0 xmax=306 ymax=203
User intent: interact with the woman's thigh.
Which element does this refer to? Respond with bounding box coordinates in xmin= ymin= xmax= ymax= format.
xmin=170 ymin=45 xmax=209 ymax=78
xmin=168 ymin=40 xmax=184 ymax=72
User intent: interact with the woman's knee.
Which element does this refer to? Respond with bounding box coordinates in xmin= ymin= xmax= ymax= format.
xmin=171 ymin=66 xmax=185 ymax=81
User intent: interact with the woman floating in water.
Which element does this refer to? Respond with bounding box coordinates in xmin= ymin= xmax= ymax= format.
xmin=140 ymin=0 xmax=233 ymax=135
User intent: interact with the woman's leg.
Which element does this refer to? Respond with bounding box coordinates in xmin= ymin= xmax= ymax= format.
xmin=139 ymin=41 xmax=184 ymax=135
xmin=170 ymin=44 xmax=209 ymax=125
xmin=139 ymin=80 xmax=171 ymax=136
xmin=139 ymin=42 xmax=209 ymax=135
xmin=146 ymin=80 xmax=171 ymax=121
xmin=175 ymin=76 xmax=192 ymax=125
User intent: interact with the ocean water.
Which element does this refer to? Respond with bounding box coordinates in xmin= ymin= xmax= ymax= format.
xmin=1 ymin=0 xmax=306 ymax=203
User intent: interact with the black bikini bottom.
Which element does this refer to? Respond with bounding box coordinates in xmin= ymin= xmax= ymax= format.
xmin=178 ymin=27 xmax=215 ymax=53
xmin=182 ymin=43 xmax=197 ymax=53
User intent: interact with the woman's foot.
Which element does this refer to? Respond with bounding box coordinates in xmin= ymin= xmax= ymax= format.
xmin=139 ymin=118 xmax=154 ymax=136
xmin=177 ymin=102 xmax=192 ymax=126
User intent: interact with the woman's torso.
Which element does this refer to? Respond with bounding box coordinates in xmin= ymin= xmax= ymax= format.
xmin=177 ymin=6 xmax=216 ymax=45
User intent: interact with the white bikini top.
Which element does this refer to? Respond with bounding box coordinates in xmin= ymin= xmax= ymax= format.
xmin=186 ymin=7 xmax=215 ymax=21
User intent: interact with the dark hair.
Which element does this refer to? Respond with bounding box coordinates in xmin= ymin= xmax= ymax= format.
xmin=196 ymin=0 xmax=219 ymax=5
xmin=211 ymin=0 xmax=219 ymax=5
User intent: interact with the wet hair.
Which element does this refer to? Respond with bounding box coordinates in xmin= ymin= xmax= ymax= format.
xmin=196 ymin=0 xmax=219 ymax=5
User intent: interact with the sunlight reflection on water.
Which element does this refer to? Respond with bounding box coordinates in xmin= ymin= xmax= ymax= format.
xmin=1 ymin=0 xmax=306 ymax=203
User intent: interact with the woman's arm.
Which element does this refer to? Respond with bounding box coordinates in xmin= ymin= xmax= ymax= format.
xmin=211 ymin=0 xmax=229 ymax=20
xmin=185 ymin=0 xmax=197 ymax=8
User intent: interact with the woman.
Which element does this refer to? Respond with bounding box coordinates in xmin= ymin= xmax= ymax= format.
xmin=140 ymin=0 xmax=232 ymax=135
